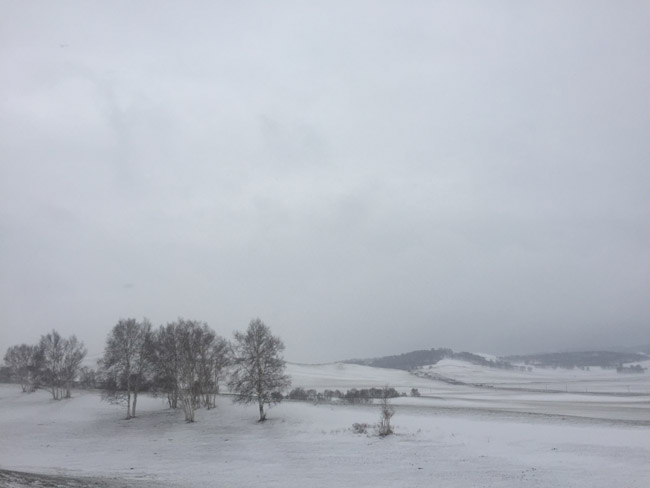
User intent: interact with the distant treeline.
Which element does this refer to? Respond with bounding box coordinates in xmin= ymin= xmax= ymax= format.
xmin=617 ymin=364 xmax=647 ymax=374
xmin=345 ymin=348 xmax=514 ymax=371
xmin=505 ymin=351 xmax=649 ymax=369
xmin=286 ymin=386 xmax=407 ymax=403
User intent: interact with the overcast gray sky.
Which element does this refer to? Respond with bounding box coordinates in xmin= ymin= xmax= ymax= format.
xmin=1 ymin=1 xmax=649 ymax=363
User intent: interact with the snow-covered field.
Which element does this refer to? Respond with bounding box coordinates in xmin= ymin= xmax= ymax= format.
xmin=415 ymin=358 xmax=650 ymax=394
xmin=287 ymin=361 xmax=650 ymax=422
xmin=1 ymin=362 xmax=649 ymax=487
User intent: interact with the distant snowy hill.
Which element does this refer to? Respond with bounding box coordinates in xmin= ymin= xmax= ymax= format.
xmin=343 ymin=347 xmax=649 ymax=372
xmin=415 ymin=357 xmax=650 ymax=394
xmin=284 ymin=362 xmax=437 ymax=393
xmin=343 ymin=347 xmax=511 ymax=371
xmin=505 ymin=350 xmax=649 ymax=369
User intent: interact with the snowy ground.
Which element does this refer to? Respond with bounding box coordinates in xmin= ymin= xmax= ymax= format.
xmin=288 ymin=361 xmax=650 ymax=422
xmin=1 ymin=362 xmax=649 ymax=487
xmin=414 ymin=358 xmax=650 ymax=394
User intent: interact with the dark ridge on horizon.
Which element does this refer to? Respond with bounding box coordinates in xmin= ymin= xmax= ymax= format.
xmin=343 ymin=348 xmax=512 ymax=371
xmin=345 ymin=346 xmax=650 ymax=371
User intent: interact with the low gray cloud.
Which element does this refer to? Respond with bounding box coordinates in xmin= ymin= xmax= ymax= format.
xmin=1 ymin=1 xmax=648 ymax=362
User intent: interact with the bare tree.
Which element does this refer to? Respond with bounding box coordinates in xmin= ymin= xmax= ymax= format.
xmin=100 ymin=318 xmax=151 ymax=419
xmin=199 ymin=336 xmax=230 ymax=409
xmin=150 ymin=322 xmax=181 ymax=409
xmin=61 ymin=335 xmax=87 ymax=398
xmin=176 ymin=320 xmax=202 ymax=423
xmin=34 ymin=330 xmax=86 ymax=400
xmin=228 ymin=318 xmax=291 ymax=421
xmin=34 ymin=330 xmax=64 ymax=399
xmin=3 ymin=344 xmax=38 ymax=392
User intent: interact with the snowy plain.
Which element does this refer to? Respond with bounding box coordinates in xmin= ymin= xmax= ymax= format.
xmin=417 ymin=358 xmax=650 ymax=393
xmin=1 ymin=362 xmax=649 ymax=487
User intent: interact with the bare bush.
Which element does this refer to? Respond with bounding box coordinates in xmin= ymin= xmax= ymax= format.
xmin=351 ymin=422 xmax=371 ymax=434
xmin=378 ymin=386 xmax=395 ymax=436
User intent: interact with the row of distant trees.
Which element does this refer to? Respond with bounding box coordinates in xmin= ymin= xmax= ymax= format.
xmin=287 ymin=386 xmax=404 ymax=403
xmin=3 ymin=318 xmax=290 ymax=422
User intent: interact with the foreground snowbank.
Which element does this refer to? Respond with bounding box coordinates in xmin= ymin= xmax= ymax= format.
xmin=1 ymin=384 xmax=649 ymax=487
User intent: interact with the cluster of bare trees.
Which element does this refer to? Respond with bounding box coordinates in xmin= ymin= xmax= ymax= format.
xmin=99 ymin=317 xmax=289 ymax=422
xmin=2 ymin=330 xmax=87 ymax=399
xmin=147 ymin=319 xmax=230 ymax=422
xmin=3 ymin=318 xmax=290 ymax=423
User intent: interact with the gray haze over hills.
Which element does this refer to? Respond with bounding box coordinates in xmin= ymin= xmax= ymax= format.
xmin=1 ymin=2 xmax=649 ymax=363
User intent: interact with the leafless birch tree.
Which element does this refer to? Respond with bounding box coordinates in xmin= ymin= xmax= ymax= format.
xmin=100 ymin=318 xmax=151 ymax=419
xmin=61 ymin=335 xmax=87 ymax=398
xmin=228 ymin=318 xmax=290 ymax=422
xmin=198 ymin=336 xmax=230 ymax=409
xmin=150 ymin=322 xmax=181 ymax=409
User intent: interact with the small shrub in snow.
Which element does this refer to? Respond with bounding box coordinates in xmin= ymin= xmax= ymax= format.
xmin=351 ymin=422 xmax=372 ymax=434
xmin=377 ymin=386 xmax=395 ymax=437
